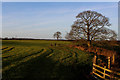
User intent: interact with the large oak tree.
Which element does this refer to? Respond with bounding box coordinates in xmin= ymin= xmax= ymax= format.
xmin=65 ymin=10 xmax=117 ymax=46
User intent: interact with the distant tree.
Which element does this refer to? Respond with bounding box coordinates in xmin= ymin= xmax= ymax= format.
xmin=66 ymin=10 xmax=117 ymax=47
xmin=53 ymin=31 xmax=62 ymax=40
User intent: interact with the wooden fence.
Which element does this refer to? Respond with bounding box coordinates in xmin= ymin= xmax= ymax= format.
xmin=93 ymin=63 xmax=120 ymax=80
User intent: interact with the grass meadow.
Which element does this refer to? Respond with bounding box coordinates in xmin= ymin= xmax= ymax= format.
xmin=1 ymin=40 xmax=94 ymax=80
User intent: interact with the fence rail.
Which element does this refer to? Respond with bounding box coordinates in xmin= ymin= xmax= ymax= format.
xmin=93 ymin=63 xmax=120 ymax=80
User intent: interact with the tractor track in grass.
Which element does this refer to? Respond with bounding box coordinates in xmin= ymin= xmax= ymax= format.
xmin=49 ymin=47 xmax=73 ymax=63
xmin=59 ymin=48 xmax=73 ymax=61
xmin=1 ymin=47 xmax=8 ymax=50
xmin=3 ymin=55 xmax=11 ymax=58
xmin=59 ymin=47 xmax=78 ymax=64
xmin=3 ymin=48 xmax=54 ymax=69
xmin=45 ymin=48 xmax=54 ymax=56
xmin=3 ymin=48 xmax=47 ymax=72
xmin=61 ymin=53 xmax=73 ymax=61
xmin=46 ymin=48 xmax=54 ymax=58
xmin=70 ymin=48 xmax=79 ymax=62
xmin=3 ymin=48 xmax=45 ymax=67
xmin=48 ymin=47 xmax=78 ymax=65
xmin=2 ymin=48 xmax=34 ymax=59
xmin=72 ymin=51 xmax=78 ymax=63
xmin=3 ymin=48 xmax=55 ymax=78
xmin=2 ymin=47 xmax=15 ymax=53
xmin=13 ymin=48 xmax=57 ymax=79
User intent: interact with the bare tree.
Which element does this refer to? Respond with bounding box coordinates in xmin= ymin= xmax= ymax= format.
xmin=53 ymin=31 xmax=62 ymax=40
xmin=66 ymin=10 xmax=117 ymax=46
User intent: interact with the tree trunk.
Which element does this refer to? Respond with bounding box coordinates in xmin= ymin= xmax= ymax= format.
xmin=87 ymin=33 xmax=91 ymax=47
xmin=87 ymin=25 xmax=91 ymax=47
xmin=87 ymin=40 xmax=91 ymax=47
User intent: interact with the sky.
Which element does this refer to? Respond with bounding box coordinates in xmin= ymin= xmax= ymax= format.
xmin=2 ymin=2 xmax=118 ymax=39
xmin=118 ymin=2 xmax=120 ymax=40
xmin=1 ymin=0 xmax=120 ymax=2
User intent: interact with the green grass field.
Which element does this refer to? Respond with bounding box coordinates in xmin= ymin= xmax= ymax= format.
xmin=2 ymin=40 xmax=94 ymax=80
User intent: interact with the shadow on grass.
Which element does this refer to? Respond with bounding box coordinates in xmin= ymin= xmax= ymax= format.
xmin=2 ymin=50 xmax=95 ymax=80
xmin=2 ymin=47 xmax=15 ymax=54
xmin=2 ymin=49 xmax=44 ymax=68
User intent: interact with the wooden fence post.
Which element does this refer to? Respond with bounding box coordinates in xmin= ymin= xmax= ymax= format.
xmin=93 ymin=55 xmax=97 ymax=64
xmin=92 ymin=63 xmax=94 ymax=73
xmin=92 ymin=55 xmax=97 ymax=74
xmin=103 ymin=66 xmax=106 ymax=79
xmin=108 ymin=57 xmax=111 ymax=69
xmin=112 ymin=54 xmax=115 ymax=65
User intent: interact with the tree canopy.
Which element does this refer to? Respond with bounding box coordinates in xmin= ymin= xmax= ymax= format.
xmin=65 ymin=10 xmax=117 ymax=41
xmin=53 ymin=31 xmax=62 ymax=40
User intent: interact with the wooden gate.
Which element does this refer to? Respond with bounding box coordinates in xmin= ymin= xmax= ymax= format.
xmin=93 ymin=63 xmax=120 ymax=79
xmin=92 ymin=55 xmax=120 ymax=79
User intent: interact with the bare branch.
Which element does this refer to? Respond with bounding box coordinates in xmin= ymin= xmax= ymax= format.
xmin=66 ymin=10 xmax=117 ymax=42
